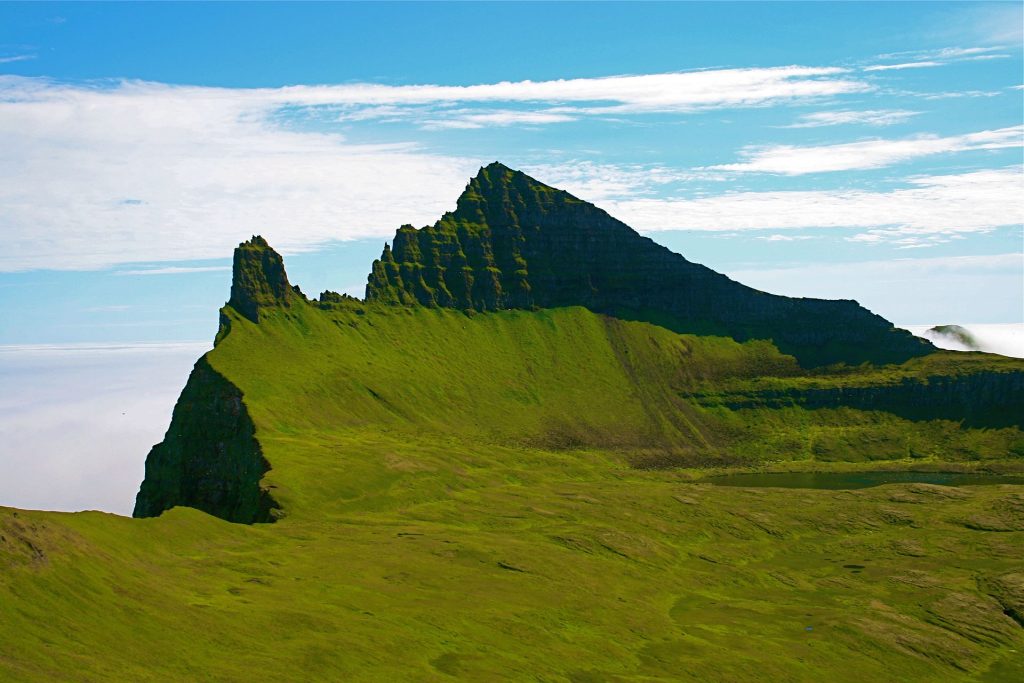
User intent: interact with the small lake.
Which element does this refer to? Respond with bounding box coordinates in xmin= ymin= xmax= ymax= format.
xmin=702 ymin=471 xmax=1024 ymax=490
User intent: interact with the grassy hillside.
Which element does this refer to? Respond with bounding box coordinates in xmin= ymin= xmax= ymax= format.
xmin=3 ymin=452 xmax=1024 ymax=680
xmin=3 ymin=297 xmax=1022 ymax=681
xmin=205 ymin=301 xmax=1022 ymax=519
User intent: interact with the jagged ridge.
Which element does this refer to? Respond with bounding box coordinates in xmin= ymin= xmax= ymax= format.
xmin=366 ymin=162 xmax=932 ymax=367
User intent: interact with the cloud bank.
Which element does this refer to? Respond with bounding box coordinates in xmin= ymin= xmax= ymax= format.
xmin=0 ymin=67 xmax=873 ymax=271
xmin=0 ymin=343 xmax=208 ymax=514
xmin=0 ymin=65 xmax=1019 ymax=270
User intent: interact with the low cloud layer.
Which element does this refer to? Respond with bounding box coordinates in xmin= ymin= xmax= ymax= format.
xmin=0 ymin=343 xmax=208 ymax=515
xmin=901 ymin=323 xmax=1024 ymax=358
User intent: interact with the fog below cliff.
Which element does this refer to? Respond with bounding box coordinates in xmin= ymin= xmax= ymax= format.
xmin=900 ymin=323 xmax=1024 ymax=359
xmin=0 ymin=325 xmax=1020 ymax=515
xmin=0 ymin=342 xmax=208 ymax=515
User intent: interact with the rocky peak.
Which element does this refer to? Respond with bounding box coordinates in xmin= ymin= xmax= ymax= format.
xmin=450 ymin=161 xmax=588 ymax=227
xmin=365 ymin=164 xmax=934 ymax=367
xmin=228 ymin=235 xmax=295 ymax=323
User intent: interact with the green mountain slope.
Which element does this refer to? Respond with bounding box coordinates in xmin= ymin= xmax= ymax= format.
xmin=132 ymin=236 xmax=1023 ymax=523
xmin=2 ymin=167 xmax=1023 ymax=681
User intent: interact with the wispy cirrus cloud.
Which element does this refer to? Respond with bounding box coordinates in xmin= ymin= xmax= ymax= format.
xmin=421 ymin=110 xmax=577 ymax=130
xmin=705 ymin=125 xmax=1023 ymax=175
xmin=113 ymin=266 xmax=231 ymax=276
xmin=873 ymin=46 xmax=1005 ymax=60
xmin=0 ymin=68 xmax=872 ymax=271
xmin=756 ymin=234 xmax=818 ymax=242
xmin=864 ymin=61 xmax=944 ymax=72
xmin=0 ymin=54 xmax=34 ymax=64
xmin=784 ymin=109 xmax=920 ymax=128
xmin=270 ymin=66 xmax=869 ymax=114
xmin=604 ymin=167 xmax=1024 ymax=241
xmin=863 ymin=45 xmax=1011 ymax=72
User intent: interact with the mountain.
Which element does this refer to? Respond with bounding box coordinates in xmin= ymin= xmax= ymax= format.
xmin=133 ymin=218 xmax=1022 ymax=523
xmin=367 ymin=162 xmax=932 ymax=367
xmin=3 ymin=165 xmax=1024 ymax=681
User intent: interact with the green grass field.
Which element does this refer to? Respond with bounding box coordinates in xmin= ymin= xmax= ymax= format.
xmin=2 ymin=301 xmax=1022 ymax=681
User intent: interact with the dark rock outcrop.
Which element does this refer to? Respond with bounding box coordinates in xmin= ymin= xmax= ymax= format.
xmin=227 ymin=235 xmax=296 ymax=323
xmin=365 ymin=162 xmax=932 ymax=367
xmin=133 ymin=356 xmax=280 ymax=523
xmin=691 ymin=370 xmax=1024 ymax=429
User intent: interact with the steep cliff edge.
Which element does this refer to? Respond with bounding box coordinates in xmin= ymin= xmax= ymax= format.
xmin=366 ymin=162 xmax=931 ymax=367
xmin=133 ymin=355 xmax=280 ymax=523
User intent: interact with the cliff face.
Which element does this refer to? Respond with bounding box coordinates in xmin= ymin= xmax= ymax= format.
xmin=133 ymin=356 xmax=280 ymax=523
xmin=366 ymin=162 xmax=932 ymax=367
xmin=228 ymin=235 xmax=298 ymax=323
xmin=692 ymin=370 xmax=1024 ymax=430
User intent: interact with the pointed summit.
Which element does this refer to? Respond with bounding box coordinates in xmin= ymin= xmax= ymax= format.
xmin=453 ymin=161 xmax=582 ymax=226
xmin=228 ymin=235 xmax=296 ymax=323
xmin=366 ymin=164 xmax=932 ymax=367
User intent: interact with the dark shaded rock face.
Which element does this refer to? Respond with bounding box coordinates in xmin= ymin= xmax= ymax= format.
xmin=228 ymin=235 xmax=296 ymax=323
xmin=692 ymin=371 xmax=1024 ymax=430
xmin=133 ymin=357 xmax=280 ymax=524
xmin=365 ymin=163 xmax=932 ymax=367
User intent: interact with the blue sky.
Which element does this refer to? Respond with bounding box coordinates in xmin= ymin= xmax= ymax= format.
xmin=1 ymin=1 xmax=1022 ymax=345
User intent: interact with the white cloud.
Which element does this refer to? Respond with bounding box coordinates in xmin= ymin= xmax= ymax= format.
xmin=874 ymin=46 xmax=1004 ymax=60
xmin=0 ymin=76 xmax=483 ymax=271
xmin=756 ymin=234 xmax=817 ymax=242
xmin=421 ymin=110 xmax=577 ymax=130
xmin=518 ymin=161 xmax=719 ymax=203
xmin=865 ymin=45 xmax=1011 ymax=72
xmin=919 ymin=89 xmax=1003 ymax=100
xmin=604 ymin=167 xmax=1024 ymax=239
xmin=901 ymin=323 xmax=1024 ymax=358
xmin=959 ymin=54 xmax=1011 ymax=62
xmin=864 ymin=61 xmax=943 ymax=72
xmin=0 ymin=69 xmax=872 ymax=271
xmin=934 ymin=47 xmax=1004 ymax=58
xmin=114 ymin=266 xmax=231 ymax=276
xmin=705 ymin=126 xmax=1022 ymax=175
xmin=0 ymin=342 xmax=209 ymax=514
xmin=258 ymin=65 xmax=867 ymax=112
xmin=0 ymin=55 xmax=34 ymax=64
xmin=785 ymin=109 xmax=920 ymax=128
